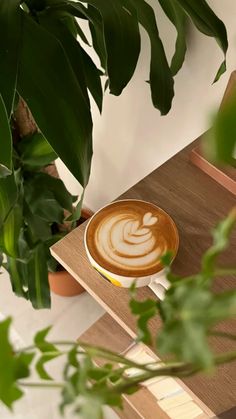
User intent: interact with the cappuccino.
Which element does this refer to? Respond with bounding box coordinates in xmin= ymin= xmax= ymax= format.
xmin=85 ymin=200 xmax=179 ymax=277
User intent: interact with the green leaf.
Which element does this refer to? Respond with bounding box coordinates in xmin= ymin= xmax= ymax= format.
xmin=0 ymin=173 xmax=18 ymax=229
xmin=175 ymin=0 xmax=228 ymax=82
xmin=204 ymin=92 xmax=236 ymax=167
xmin=66 ymin=190 xmax=84 ymax=222
xmin=40 ymin=11 xmax=103 ymax=112
xmin=5 ymin=256 xmax=29 ymax=299
xmin=63 ymin=2 xmax=106 ymax=70
xmin=24 ymin=204 xmax=52 ymax=243
xmin=87 ymin=5 xmax=107 ymax=70
xmin=208 ymin=291 xmax=236 ymax=322
xmin=0 ymin=201 xmax=23 ymax=258
xmin=126 ymin=0 xmax=174 ymax=115
xmin=158 ymin=281 xmax=214 ymax=368
xmin=158 ymin=0 xmax=187 ymax=76
xmin=25 ymin=172 xmax=74 ymax=216
xmin=161 ymin=251 xmax=174 ymax=267
xmin=79 ymin=45 xmax=103 ymax=113
xmin=0 ymin=94 xmax=12 ymax=177
xmin=34 ymin=326 xmax=57 ymax=353
xmin=130 ymin=299 xmax=158 ymax=344
xmin=18 ymin=132 xmax=57 ymax=167
xmin=74 ymin=19 xmax=90 ymax=46
xmin=0 ymin=0 xmax=21 ymax=116
xmin=14 ymin=352 xmax=35 ymax=380
xmin=18 ymin=11 xmax=93 ymax=187
xmin=28 ymin=244 xmax=51 ymax=309
xmin=26 ymin=188 xmax=64 ymax=224
xmin=202 ymin=208 xmax=236 ymax=275
xmin=36 ymin=352 xmax=61 ymax=380
xmin=0 ymin=318 xmax=23 ymax=408
xmin=80 ymin=0 xmax=141 ymax=96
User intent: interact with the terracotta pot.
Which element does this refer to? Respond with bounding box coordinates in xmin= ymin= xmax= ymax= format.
xmin=48 ymin=270 xmax=85 ymax=297
xmin=49 ymin=207 xmax=93 ymax=297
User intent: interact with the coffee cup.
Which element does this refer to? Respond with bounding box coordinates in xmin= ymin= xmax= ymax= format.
xmin=84 ymin=200 xmax=179 ymax=300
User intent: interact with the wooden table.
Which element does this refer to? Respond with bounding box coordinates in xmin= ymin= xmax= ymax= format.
xmin=51 ymin=138 xmax=236 ymax=418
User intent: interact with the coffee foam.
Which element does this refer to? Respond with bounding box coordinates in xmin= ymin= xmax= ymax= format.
xmin=86 ymin=200 xmax=179 ymax=277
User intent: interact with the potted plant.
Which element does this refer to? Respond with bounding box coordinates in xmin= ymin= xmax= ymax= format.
xmin=0 ymin=0 xmax=230 ymax=308
xmin=0 ymin=208 xmax=235 ymax=417
xmin=1 ymin=113 xmax=94 ymax=308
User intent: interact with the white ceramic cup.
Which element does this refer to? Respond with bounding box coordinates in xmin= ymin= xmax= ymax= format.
xmin=84 ymin=200 xmax=179 ymax=300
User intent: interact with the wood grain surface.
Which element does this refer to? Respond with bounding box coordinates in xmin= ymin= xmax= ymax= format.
xmin=52 ymin=139 xmax=236 ymax=415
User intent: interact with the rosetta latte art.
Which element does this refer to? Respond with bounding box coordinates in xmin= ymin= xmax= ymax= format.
xmin=95 ymin=211 xmax=167 ymax=271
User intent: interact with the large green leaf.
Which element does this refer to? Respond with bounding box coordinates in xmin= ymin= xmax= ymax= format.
xmin=79 ymin=46 xmax=103 ymax=113
xmin=25 ymin=172 xmax=74 ymax=214
xmin=6 ymin=256 xmax=29 ymax=299
xmin=65 ymin=2 xmax=107 ymax=70
xmin=25 ymin=185 xmax=64 ymax=224
xmin=87 ymin=5 xmax=107 ymax=70
xmin=126 ymin=0 xmax=174 ymax=115
xmin=175 ymin=0 xmax=228 ymax=82
xmin=27 ymin=244 xmax=51 ymax=309
xmin=18 ymin=132 xmax=57 ymax=167
xmin=158 ymin=0 xmax=187 ymax=76
xmin=24 ymin=205 xmax=52 ymax=243
xmin=0 ymin=94 xmax=12 ymax=177
xmin=0 ymin=0 xmax=21 ymax=116
xmin=0 ymin=174 xmax=17 ymax=229
xmin=17 ymin=11 xmax=93 ymax=187
xmin=79 ymin=0 xmax=141 ymax=96
xmin=0 ymin=202 xmax=22 ymax=258
xmin=39 ymin=11 xmax=103 ymax=112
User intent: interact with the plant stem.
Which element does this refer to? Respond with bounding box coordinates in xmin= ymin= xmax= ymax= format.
xmin=18 ymin=381 xmax=63 ymax=389
xmin=111 ymin=350 xmax=236 ymax=395
xmin=17 ymin=341 xmax=164 ymax=373
xmin=214 ymin=268 xmax=236 ymax=276
xmin=210 ymin=331 xmax=236 ymax=341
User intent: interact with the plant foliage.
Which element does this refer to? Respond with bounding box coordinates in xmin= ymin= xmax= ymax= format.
xmin=0 ymin=210 xmax=235 ymax=417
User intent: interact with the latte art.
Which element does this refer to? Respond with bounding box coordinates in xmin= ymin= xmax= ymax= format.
xmin=96 ymin=212 xmax=166 ymax=271
xmin=86 ymin=200 xmax=179 ymax=277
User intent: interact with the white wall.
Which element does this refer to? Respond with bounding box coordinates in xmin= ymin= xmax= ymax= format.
xmin=57 ymin=0 xmax=236 ymax=211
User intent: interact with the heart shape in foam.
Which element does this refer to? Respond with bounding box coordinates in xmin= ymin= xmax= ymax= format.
xmin=143 ymin=212 xmax=158 ymax=226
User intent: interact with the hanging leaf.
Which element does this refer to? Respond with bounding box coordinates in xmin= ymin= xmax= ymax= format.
xmin=25 ymin=172 xmax=74 ymax=214
xmin=5 ymin=256 xmax=29 ymax=299
xmin=40 ymin=11 xmax=103 ymax=112
xmin=79 ymin=44 xmax=103 ymax=112
xmin=87 ymin=5 xmax=107 ymax=70
xmin=27 ymin=244 xmax=51 ymax=309
xmin=0 ymin=94 xmax=12 ymax=177
xmin=125 ymin=0 xmax=174 ymax=115
xmin=175 ymin=0 xmax=228 ymax=82
xmin=0 ymin=202 xmax=23 ymax=258
xmin=17 ymin=11 xmax=93 ymax=187
xmin=78 ymin=0 xmax=141 ymax=96
xmin=0 ymin=174 xmax=17 ymax=229
xmin=158 ymin=0 xmax=187 ymax=76
xmin=0 ymin=0 xmax=21 ymax=116
xmin=18 ymin=132 xmax=57 ymax=167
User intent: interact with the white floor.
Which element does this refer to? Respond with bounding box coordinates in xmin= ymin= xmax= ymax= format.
xmin=0 ymin=269 xmax=119 ymax=419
